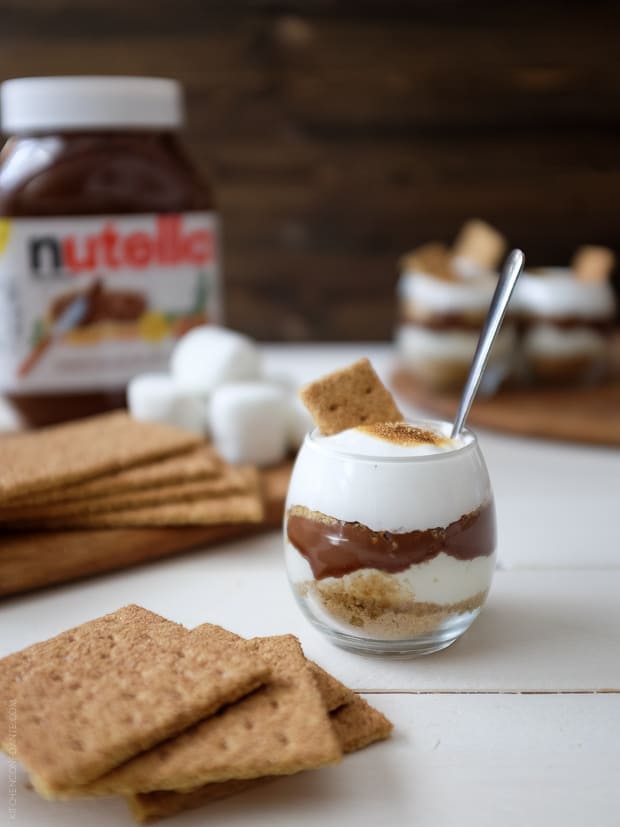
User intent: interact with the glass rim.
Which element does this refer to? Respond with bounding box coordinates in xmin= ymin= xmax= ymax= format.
xmin=304 ymin=418 xmax=479 ymax=464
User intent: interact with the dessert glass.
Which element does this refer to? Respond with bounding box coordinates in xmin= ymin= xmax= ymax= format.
xmin=284 ymin=420 xmax=496 ymax=656
xmin=514 ymin=267 xmax=616 ymax=384
xmin=396 ymin=270 xmax=517 ymax=395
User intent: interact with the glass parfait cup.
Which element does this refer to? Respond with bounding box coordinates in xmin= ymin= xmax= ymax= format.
xmin=284 ymin=420 xmax=496 ymax=656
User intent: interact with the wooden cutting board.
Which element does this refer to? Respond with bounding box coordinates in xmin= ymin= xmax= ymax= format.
xmin=0 ymin=462 xmax=292 ymax=600
xmin=392 ymin=370 xmax=620 ymax=447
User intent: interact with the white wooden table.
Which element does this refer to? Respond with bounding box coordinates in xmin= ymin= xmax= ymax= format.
xmin=1 ymin=344 xmax=619 ymax=826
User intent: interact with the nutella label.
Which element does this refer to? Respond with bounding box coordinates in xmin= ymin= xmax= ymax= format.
xmin=0 ymin=212 xmax=221 ymax=391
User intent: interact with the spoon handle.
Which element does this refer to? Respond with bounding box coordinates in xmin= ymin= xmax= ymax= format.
xmin=451 ymin=249 xmax=525 ymax=438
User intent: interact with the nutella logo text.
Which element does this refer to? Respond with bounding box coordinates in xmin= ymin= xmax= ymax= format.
xmin=29 ymin=215 xmax=214 ymax=277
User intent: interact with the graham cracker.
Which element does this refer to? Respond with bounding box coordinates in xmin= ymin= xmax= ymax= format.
xmin=0 ymin=464 xmax=291 ymax=599
xmin=0 ymin=411 xmax=201 ymax=502
xmin=259 ymin=461 xmax=295 ymax=523
xmin=74 ymin=628 xmax=342 ymax=797
xmin=127 ymin=778 xmax=273 ymax=822
xmin=308 ymin=662 xmax=393 ymax=752
xmin=308 ymin=662 xmax=354 ymax=712
xmin=127 ymin=667 xmax=392 ymax=823
xmin=299 ymin=358 xmax=403 ymax=435
xmin=0 ymin=465 xmax=255 ymax=524
xmin=329 ymin=694 xmax=393 ymax=753
xmin=571 ymin=245 xmax=616 ymax=283
xmin=452 ymin=219 xmax=507 ymax=270
xmin=9 ymin=483 xmax=263 ymax=530
xmin=2 ymin=445 xmax=222 ymax=507
xmin=399 ymin=242 xmax=456 ymax=280
xmin=0 ymin=606 xmax=268 ymax=797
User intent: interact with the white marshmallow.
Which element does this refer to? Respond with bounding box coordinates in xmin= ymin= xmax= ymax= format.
xmin=0 ymin=397 xmax=23 ymax=432
xmin=170 ymin=326 xmax=261 ymax=394
xmin=286 ymin=395 xmax=314 ymax=449
xmin=127 ymin=373 xmax=206 ymax=435
xmin=210 ymin=382 xmax=289 ymax=467
xmin=261 ymin=371 xmax=297 ymax=392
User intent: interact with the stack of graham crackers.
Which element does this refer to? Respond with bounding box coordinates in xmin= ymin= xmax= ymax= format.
xmin=0 ymin=411 xmax=265 ymax=530
xmin=0 ymin=411 xmax=293 ymax=597
xmin=0 ymin=605 xmax=392 ymax=823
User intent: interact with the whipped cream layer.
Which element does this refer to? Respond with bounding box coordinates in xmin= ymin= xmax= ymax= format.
xmin=397 ymin=323 xmax=516 ymax=364
xmin=452 ymin=256 xmax=497 ymax=281
xmin=515 ymin=268 xmax=616 ymax=320
xmin=524 ymin=323 xmax=609 ymax=358
xmin=286 ymin=542 xmax=495 ymax=607
xmin=398 ymin=270 xmax=498 ymax=315
xmin=286 ymin=420 xmax=491 ymax=531
xmin=316 ymin=420 xmax=462 ymax=458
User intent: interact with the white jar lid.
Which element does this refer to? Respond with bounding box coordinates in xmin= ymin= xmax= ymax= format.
xmin=1 ymin=76 xmax=184 ymax=132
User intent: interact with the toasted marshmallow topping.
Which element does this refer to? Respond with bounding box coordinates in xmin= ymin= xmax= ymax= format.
xmin=289 ymin=419 xmax=486 ymax=532
xmin=398 ymin=270 xmax=498 ymax=315
xmin=357 ymin=421 xmax=451 ymax=448
xmin=314 ymin=420 xmax=469 ymax=458
xmin=515 ymin=268 xmax=616 ymax=320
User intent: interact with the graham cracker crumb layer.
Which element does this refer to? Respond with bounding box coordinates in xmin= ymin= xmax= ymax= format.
xmin=297 ymin=571 xmax=487 ymax=639
xmin=287 ymin=505 xmax=340 ymax=526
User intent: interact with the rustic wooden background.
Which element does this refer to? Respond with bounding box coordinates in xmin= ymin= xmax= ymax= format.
xmin=1 ymin=1 xmax=619 ymax=340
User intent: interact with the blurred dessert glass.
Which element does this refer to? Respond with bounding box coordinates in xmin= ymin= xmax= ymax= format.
xmin=396 ymin=220 xmax=517 ymax=394
xmin=515 ymin=246 xmax=617 ymax=384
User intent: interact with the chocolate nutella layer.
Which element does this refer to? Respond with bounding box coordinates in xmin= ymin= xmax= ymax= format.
xmin=518 ymin=315 xmax=614 ymax=333
xmin=286 ymin=502 xmax=496 ymax=580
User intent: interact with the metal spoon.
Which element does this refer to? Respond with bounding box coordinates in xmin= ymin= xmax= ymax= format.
xmin=451 ymin=248 xmax=525 ymax=438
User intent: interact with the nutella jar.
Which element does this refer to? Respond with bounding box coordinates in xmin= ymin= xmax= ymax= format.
xmin=0 ymin=76 xmax=221 ymax=426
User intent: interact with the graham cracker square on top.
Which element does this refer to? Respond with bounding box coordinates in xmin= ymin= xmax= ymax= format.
xmin=76 ymin=626 xmax=342 ymax=797
xmin=299 ymin=358 xmax=403 ymax=435
xmin=571 ymin=245 xmax=616 ymax=283
xmin=452 ymin=219 xmax=507 ymax=270
xmin=0 ymin=606 xmax=268 ymax=797
xmin=399 ymin=242 xmax=457 ymax=281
